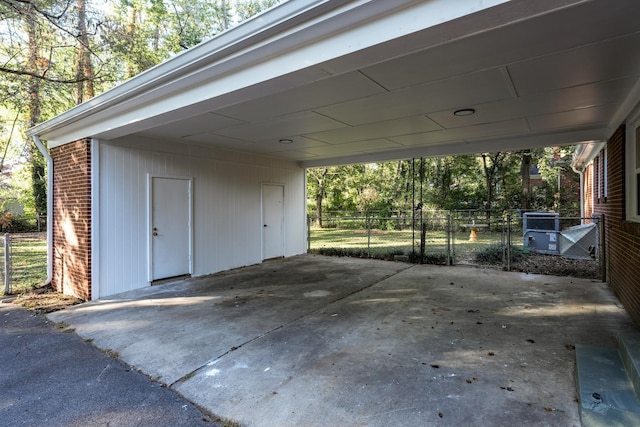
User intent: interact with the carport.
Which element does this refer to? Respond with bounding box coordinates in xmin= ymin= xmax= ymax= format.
xmin=26 ymin=0 xmax=640 ymax=424
xmin=26 ymin=0 xmax=640 ymax=301
xmin=48 ymin=255 xmax=634 ymax=426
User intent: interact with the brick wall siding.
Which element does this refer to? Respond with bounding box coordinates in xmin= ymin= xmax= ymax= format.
xmin=593 ymin=124 xmax=640 ymax=327
xmin=50 ymin=139 xmax=92 ymax=300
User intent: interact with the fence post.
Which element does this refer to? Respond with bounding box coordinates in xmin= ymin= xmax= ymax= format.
xmin=367 ymin=215 xmax=371 ymax=258
xmin=446 ymin=213 xmax=452 ymax=265
xmin=4 ymin=233 xmax=9 ymax=295
xmin=307 ymin=215 xmax=311 ymax=252
xmin=506 ymin=214 xmax=512 ymax=271
xmin=501 ymin=218 xmax=506 ymax=265
xmin=420 ymin=221 xmax=426 ymax=264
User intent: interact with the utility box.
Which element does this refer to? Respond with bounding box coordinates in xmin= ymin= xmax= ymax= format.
xmin=523 ymin=212 xmax=560 ymax=255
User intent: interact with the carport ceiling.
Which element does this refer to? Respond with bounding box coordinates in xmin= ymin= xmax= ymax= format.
xmin=32 ymin=0 xmax=640 ymax=167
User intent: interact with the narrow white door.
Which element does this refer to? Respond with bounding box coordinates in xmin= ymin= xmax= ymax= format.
xmin=151 ymin=177 xmax=191 ymax=281
xmin=262 ymin=184 xmax=284 ymax=259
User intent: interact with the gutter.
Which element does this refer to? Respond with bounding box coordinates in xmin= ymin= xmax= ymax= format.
xmin=31 ymin=136 xmax=53 ymax=286
xmin=571 ymin=140 xmax=606 ymax=224
xmin=571 ymin=140 xmax=606 ymax=173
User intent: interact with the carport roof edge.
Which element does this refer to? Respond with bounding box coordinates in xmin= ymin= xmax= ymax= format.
xmin=27 ymin=0 xmax=521 ymax=148
xmin=25 ymin=0 xmax=343 ymax=145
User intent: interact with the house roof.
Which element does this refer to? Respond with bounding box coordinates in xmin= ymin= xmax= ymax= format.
xmin=28 ymin=0 xmax=640 ymax=167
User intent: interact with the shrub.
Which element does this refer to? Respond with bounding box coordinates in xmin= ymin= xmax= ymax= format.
xmin=407 ymin=250 xmax=447 ymax=265
xmin=474 ymin=244 xmax=529 ymax=265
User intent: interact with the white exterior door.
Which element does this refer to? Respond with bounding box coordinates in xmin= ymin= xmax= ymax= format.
xmin=262 ymin=184 xmax=284 ymax=259
xmin=150 ymin=177 xmax=192 ymax=281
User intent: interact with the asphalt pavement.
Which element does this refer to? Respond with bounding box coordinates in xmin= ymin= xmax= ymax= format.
xmin=0 ymin=301 xmax=219 ymax=427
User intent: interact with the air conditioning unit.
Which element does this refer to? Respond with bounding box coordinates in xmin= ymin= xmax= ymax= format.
xmin=523 ymin=212 xmax=560 ymax=255
xmin=523 ymin=212 xmax=560 ymax=232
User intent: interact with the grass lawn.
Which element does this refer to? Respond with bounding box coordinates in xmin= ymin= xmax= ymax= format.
xmin=308 ymin=226 xmax=508 ymax=263
xmin=2 ymin=234 xmax=47 ymax=294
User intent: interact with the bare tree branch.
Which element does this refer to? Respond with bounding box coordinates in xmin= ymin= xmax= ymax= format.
xmin=0 ymin=64 xmax=96 ymax=83
xmin=2 ymin=0 xmax=71 ymax=20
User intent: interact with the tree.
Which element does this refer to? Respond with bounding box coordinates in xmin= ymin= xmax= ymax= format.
xmin=421 ymin=155 xmax=480 ymax=210
xmin=75 ymin=0 xmax=95 ymax=103
xmin=520 ymin=149 xmax=532 ymax=211
xmin=1 ymin=0 xmax=101 ymax=216
xmin=233 ymin=0 xmax=280 ymax=23
xmin=307 ymin=167 xmax=327 ymax=227
xmin=25 ymin=1 xmax=47 ymax=217
xmin=0 ymin=0 xmax=284 ymax=220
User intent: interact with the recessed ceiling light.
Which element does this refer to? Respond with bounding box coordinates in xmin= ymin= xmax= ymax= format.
xmin=453 ymin=108 xmax=476 ymax=116
xmin=279 ymin=138 xmax=293 ymax=144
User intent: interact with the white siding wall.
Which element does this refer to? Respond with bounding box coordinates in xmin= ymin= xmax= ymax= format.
xmin=96 ymin=137 xmax=306 ymax=298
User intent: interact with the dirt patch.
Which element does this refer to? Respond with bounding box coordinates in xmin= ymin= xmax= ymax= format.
xmin=510 ymin=253 xmax=601 ymax=280
xmin=9 ymin=286 xmax=84 ymax=314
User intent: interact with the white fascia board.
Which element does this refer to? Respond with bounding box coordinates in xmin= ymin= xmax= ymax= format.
xmin=301 ymin=128 xmax=610 ymax=168
xmin=31 ymin=0 xmax=521 ymax=147
xmin=27 ymin=0 xmax=344 ymax=141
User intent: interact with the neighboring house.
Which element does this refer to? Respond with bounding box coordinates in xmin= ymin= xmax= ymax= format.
xmin=27 ymin=0 xmax=640 ymax=306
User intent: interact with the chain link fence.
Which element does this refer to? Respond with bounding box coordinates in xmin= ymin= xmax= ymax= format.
xmin=308 ymin=211 xmax=604 ymax=280
xmin=1 ymin=232 xmax=48 ymax=295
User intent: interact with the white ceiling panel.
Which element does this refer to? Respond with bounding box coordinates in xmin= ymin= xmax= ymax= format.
xmin=316 ymin=68 xmax=515 ymax=126
xmin=266 ymin=150 xmax=319 ymax=160
xmin=305 ymin=115 xmax=442 ymax=144
xmin=527 ymin=105 xmax=614 ymax=132
xmin=508 ymin=33 xmax=640 ymax=96
xmin=304 ymin=139 xmax=402 ymax=156
xmin=139 ymin=113 xmax=246 ymax=139
xmin=427 ymin=77 xmax=636 ymax=129
xmin=359 ymin=0 xmax=640 ymax=92
xmin=212 ymin=111 xmax=348 ymax=141
xmin=242 ymin=136 xmax=330 ymax=153
xmin=215 ymin=71 xmax=387 ymax=122
xmin=182 ymin=133 xmax=257 ymax=149
xmin=390 ymin=119 xmax=529 ymax=146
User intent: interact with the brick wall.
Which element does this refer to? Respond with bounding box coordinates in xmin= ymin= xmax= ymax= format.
xmin=593 ymin=124 xmax=640 ymax=327
xmin=50 ymin=139 xmax=92 ymax=300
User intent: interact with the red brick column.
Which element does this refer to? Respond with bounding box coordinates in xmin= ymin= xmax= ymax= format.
xmin=50 ymin=139 xmax=92 ymax=300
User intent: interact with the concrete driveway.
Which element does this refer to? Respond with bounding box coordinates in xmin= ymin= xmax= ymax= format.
xmin=48 ymin=255 xmax=634 ymax=426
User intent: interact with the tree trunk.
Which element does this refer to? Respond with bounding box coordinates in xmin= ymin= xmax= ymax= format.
xmin=482 ymin=153 xmax=500 ymax=230
xmin=221 ymin=0 xmax=230 ymax=30
xmin=126 ymin=6 xmax=138 ymax=78
xmin=26 ymin=9 xmax=47 ymax=217
xmin=520 ymin=150 xmax=531 ymax=212
xmin=315 ymin=168 xmax=328 ymax=227
xmin=75 ymin=0 xmax=95 ymax=104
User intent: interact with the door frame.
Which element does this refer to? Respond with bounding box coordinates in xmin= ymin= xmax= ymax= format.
xmin=147 ymin=174 xmax=194 ymax=283
xmin=261 ymin=182 xmax=285 ymax=260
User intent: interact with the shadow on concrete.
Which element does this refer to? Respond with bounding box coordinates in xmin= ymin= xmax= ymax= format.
xmin=48 ymin=254 xmax=635 ymax=426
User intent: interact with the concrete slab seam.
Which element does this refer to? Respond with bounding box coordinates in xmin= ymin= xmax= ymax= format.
xmin=168 ymin=264 xmax=415 ymax=389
